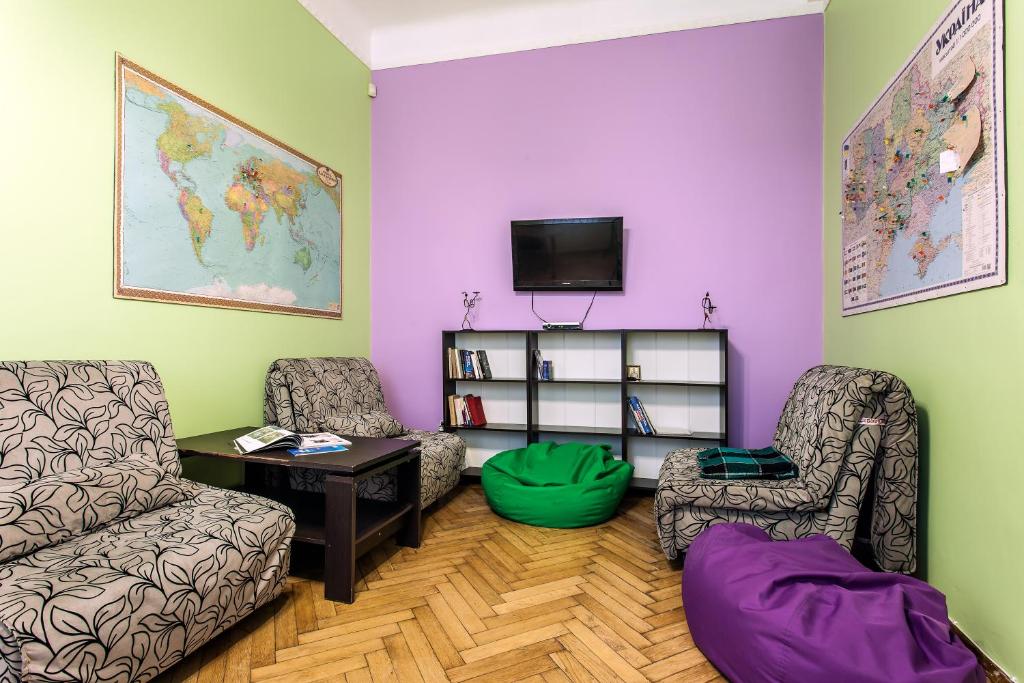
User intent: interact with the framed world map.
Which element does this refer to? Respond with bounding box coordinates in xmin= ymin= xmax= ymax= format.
xmin=840 ymin=0 xmax=1005 ymax=315
xmin=115 ymin=56 xmax=343 ymax=318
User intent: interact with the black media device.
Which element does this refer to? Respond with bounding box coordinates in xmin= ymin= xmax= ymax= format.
xmin=511 ymin=217 xmax=623 ymax=291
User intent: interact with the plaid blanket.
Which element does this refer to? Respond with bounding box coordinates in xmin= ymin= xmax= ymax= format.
xmin=697 ymin=447 xmax=798 ymax=480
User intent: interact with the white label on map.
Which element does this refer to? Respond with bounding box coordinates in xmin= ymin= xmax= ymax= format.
xmin=842 ymin=237 xmax=869 ymax=309
xmin=933 ymin=0 xmax=990 ymax=77
xmin=940 ymin=149 xmax=961 ymax=173
xmin=962 ymin=189 xmax=994 ymax=277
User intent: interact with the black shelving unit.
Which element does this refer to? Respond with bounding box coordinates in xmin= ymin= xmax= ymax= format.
xmin=442 ymin=329 xmax=728 ymax=491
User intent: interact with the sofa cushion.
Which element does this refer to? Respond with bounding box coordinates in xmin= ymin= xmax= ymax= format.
xmin=324 ymin=411 xmax=404 ymax=438
xmin=0 ymin=361 xmax=181 ymax=483
xmin=0 ymin=481 xmax=294 ymax=683
xmin=658 ymin=448 xmax=819 ymax=514
xmin=0 ymin=454 xmax=188 ymax=563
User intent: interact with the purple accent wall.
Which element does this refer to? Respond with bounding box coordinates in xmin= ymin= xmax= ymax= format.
xmin=371 ymin=16 xmax=824 ymax=445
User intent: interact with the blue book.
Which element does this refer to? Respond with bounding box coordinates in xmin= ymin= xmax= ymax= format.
xmin=628 ymin=396 xmax=655 ymax=435
xmin=461 ymin=350 xmax=475 ymax=377
xmin=288 ymin=444 xmax=349 ymax=456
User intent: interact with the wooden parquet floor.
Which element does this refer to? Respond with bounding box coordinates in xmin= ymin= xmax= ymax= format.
xmin=155 ymin=485 xmax=720 ymax=683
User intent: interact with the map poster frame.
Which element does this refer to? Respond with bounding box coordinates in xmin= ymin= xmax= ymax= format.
xmin=114 ymin=55 xmax=344 ymax=319
xmin=840 ymin=0 xmax=1005 ymax=316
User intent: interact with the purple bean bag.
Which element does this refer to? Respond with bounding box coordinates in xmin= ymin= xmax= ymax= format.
xmin=683 ymin=524 xmax=983 ymax=683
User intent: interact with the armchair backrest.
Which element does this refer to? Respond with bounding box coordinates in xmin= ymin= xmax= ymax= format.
xmin=264 ymin=357 xmax=389 ymax=432
xmin=772 ymin=365 xmax=883 ymax=505
xmin=0 ymin=361 xmax=180 ymax=485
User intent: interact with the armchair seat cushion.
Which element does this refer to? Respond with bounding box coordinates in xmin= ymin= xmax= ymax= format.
xmin=0 ymin=481 xmax=294 ymax=683
xmin=323 ymin=411 xmax=404 ymax=438
xmin=266 ymin=358 xmax=466 ymax=509
xmin=659 ymin=448 xmax=819 ymax=514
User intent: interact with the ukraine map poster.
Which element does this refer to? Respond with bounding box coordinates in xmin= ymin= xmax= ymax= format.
xmin=115 ymin=56 xmax=343 ymax=318
xmin=841 ymin=0 xmax=1005 ymax=316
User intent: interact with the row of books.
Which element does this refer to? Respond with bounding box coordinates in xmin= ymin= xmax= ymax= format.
xmin=447 ymin=348 xmax=493 ymax=380
xmin=447 ymin=394 xmax=488 ymax=427
xmin=532 ymin=350 xmax=553 ymax=380
xmin=627 ymin=395 xmax=657 ymax=435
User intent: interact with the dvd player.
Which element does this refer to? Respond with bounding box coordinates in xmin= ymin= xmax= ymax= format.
xmin=542 ymin=322 xmax=582 ymax=331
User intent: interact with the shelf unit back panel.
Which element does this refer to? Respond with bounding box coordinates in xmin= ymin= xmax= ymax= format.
xmin=626 ymin=331 xmax=724 ymax=383
xmin=454 ymin=331 xmax=527 ymax=380
xmin=462 ymin=431 xmax=527 ymax=469
xmin=536 ymin=331 xmax=621 ymax=381
xmin=628 ymin=437 xmax=715 ymax=479
xmin=537 ymin=383 xmax=621 ymax=430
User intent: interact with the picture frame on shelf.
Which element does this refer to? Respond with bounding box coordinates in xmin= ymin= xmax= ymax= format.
xmin=626 ymin=364 xmax=642 ymax=381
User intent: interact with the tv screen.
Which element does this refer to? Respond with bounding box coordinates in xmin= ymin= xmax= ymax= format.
xmin=511 ymin=217 xmax=623 ymax=291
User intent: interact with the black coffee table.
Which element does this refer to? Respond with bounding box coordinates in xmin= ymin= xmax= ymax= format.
xmin=177 ymin=426 xmax=421 ymax=603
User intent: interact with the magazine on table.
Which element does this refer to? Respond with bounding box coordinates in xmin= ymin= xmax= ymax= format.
xmin=233 ymin=426 xmax=351 ymax=455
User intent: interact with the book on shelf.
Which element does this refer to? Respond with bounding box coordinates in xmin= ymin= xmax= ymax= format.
xmin=447 ymin=393 xmax=488 ymax=427
xmin=532 ymin=349 xmax=545 ymax=380
xmin=233 ymin=426 xmax=351 ymax=455
xmin=447 ymin=348 xmax=461 ymax=379
xmin=627 ymin=396 xmax=657 ymax=435
xmin=447 ymin=347 xmax=495 ymax=380
xmin=466 ymin=395 xmax=487 ymax=426
xmin=475 ymin=350 xmax=493 ymax=379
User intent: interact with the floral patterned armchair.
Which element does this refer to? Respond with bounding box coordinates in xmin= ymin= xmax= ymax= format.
xmin=264 ymin=357 xmax=465 ymax=508
xmin=655 ymin=365 xmax=918 ymax=573
xmin=0 ymin=361 xmax=294 ymax=683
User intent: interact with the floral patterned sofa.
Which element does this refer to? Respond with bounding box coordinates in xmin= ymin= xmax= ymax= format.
xmin=0 ymin=361 xmax=294 ymax=683
xmin=655 ymin=365 xmax=918 ymax=573
xmin=264 ymin=357 xmax=466 ymax=508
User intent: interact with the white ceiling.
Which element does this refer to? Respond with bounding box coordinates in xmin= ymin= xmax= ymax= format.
xmin=300 ymin=0 xmax=828 ymax=70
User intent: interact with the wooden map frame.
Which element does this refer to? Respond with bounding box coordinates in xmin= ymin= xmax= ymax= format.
xmin=840 ymin=0 xmax=1005 ymax=316
xmin=114 ymin=55 xmax=344 ymax=318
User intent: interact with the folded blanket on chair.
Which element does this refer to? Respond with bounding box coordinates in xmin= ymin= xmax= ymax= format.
xmin=697 ymin=447 xmax=798 ymax=480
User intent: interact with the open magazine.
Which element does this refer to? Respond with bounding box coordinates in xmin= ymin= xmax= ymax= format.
xmin=233 ymin=426 xmax=351 ymax=456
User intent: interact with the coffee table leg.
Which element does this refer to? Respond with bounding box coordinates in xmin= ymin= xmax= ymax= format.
xmin=324 ymin=474 xmax=356 ymax=603
xmin=396 ymin=453 xmax=422 ymax=548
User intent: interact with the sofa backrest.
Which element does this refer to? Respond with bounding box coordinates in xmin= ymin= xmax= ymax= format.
xmin=0 ymin=361 xmax=180 ymax=484
xmin=0 ymin=361 xmax=186 ymax=562
xmin=772 ymin=365 xmax=879 ymax=505
xmin=264 ymin=357 xmax=389 ymax=433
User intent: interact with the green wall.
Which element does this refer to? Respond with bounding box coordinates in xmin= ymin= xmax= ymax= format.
xmin=0 ymin=0 xmax=371 ymax=483
xmin=825 ymin=0 xmax=1021 ymax=676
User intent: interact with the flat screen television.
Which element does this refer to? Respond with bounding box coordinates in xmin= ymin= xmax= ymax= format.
xmin=511 ymin=217 xmax=623 ymax=291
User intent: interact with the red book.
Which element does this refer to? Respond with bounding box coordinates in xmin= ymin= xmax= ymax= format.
xmin=466 ymin=395 xmax=487 ymax=427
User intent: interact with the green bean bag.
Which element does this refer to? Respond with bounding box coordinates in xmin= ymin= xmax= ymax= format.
xmin=481 ymin=441 xmax=634 ymax=528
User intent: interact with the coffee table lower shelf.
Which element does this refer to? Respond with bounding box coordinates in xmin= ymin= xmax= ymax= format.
xmin=242 ymin=483 xmax=420 ymax=598
xmin=293 ymin=499 xmax=415 ymax=556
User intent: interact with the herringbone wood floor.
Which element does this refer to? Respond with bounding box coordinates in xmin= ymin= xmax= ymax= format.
xmin=155 ymin=485 xmax=720 ymax=683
